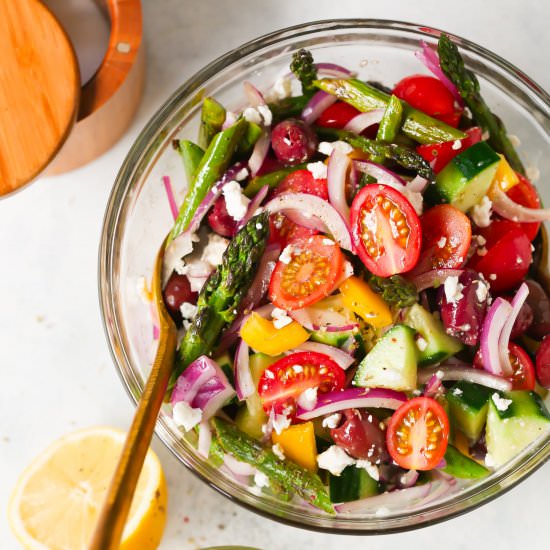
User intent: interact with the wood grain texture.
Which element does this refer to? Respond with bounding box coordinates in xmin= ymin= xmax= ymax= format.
xmin=46 ymin=0 xmax=144 ymax=175
xmin=0 ymin=0 xmax=80 ymax=195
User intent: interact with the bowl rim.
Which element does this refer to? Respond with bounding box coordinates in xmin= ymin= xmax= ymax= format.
xmin=99 ymin=18 xmax=550 ymax=534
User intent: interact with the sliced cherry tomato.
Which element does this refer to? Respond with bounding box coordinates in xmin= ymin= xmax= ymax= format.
xmin=412 ymin=204 xmax=471 ymax=274
xmin=316 ymin=101 xmax=360 ymax=129
xmin=386 ymin=397 xmax=450 ymax=471
xmin=535 ymin=336 xmax=550 ymax=389
xmin=393 ymin=75 xmax=462 ymax=127
xmin=474 ymin=342 xmax=535 ymax=391
xmin=505 ymin=174 xmax=541 ymax=241
xmin=350 ymin=184 xmax=421 ymax=277
xmin=257 ymin=351 xmax=346 ymax=415
xmin=416 ymin=127 xmax=482 ymax=173
xmin=471 ymin=227 xmax=531 ymax=293
xmin=269 ymin=235 xmax=343 ymax=310
xmin=268 ymin=170 xmax=328 ymax=247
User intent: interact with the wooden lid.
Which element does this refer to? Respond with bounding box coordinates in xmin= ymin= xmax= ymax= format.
xmin=0 ymin=0 xmax=80 ymax=196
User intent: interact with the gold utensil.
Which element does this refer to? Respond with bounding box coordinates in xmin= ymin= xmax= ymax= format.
xmin=90 ymin=242 xmax=176 ymax=549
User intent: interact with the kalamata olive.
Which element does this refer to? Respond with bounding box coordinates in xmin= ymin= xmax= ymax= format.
xmin=163 ymin=272 xmax=198 ymax=322
xmin=525 ymin=280 xmax=550 ymax=339
xmin=438 ymin=269 xmax=488 ymax=346
xmin=502 ymin=296 xmax=534 ymax=338
xmin=330 ymin=409 xmax=389 ymax=463
xmin=271 ymin=119 xmax=318 ymax=165
xmin=207 ymin=196 xmax=238 ymax=237
xmin=536 ymin=335 xmax=550 ymax=388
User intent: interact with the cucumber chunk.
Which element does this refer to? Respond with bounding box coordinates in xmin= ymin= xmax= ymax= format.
xmin=430 ymin=141 xmax=500 ymax=211
xmin=310 ymin=329 xmax=356 ymax=348
xmin=447 ymin=381 xmax=492 ymax=442
xmin=442 ymin=445 xmax=489 ymax=479
xmin=353 ymin=324 xmax=417 ymax=391
xmin=486 ymin=391 xmax=550 ymax=466
xmin=404 ymin=304 xmax=462 ymax=366
xmin=329 ymin=466 xmax=379 ymax=502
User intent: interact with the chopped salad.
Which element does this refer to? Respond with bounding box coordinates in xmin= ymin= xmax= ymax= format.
xmin=154 ymin=34 xmax=550 ymax=514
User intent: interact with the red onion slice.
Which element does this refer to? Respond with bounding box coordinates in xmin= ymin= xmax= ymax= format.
xmin=398 ymin=469 xmax=420 ymax=489
xmin=234 ymin=339 xmax=254 ymax=400
xmin=408 ymin=175 xmax=429 ymax=193
xmin=192 ymin=374 xmax=236 ymax=420
xmin=162 ymin=175 xmax=179 ymax=221
xmin=301 ymin=90 xmax=337 ymax=125
xmin=423 ymin=373 xmax=443 ymax=397
xmin=410 ymin=269 xmax=464 ymax=292
xmin=222 ymin=110 xmax=238 ymax=130
xmin=418 ymin=365 xmax=512 ymax=391
xmin=223 ymin=453 xmax=256 ymax=476
xmin=284 ymin=209 xmax=326 ymax=231
xmin=197 ymin=421 xmax=212 ymax=458
xmin=288 ymin=306 xmax=358 ymax=332
xmin=353 ymin=160 xmax=407 ymax=187
xmin=243 ymin=80 xmax=266 ymax=107
xmin=240 ymin=243 xmax=280 ymax=312
xmin=170 ymin=356 xmax=218 ymax=406
xmin=344 ymin=109 xmax=384 ymax=134
xmin=296 ymin=388 xmax=407 ymax=421
xmin=315 ymin=62 xmax=356 ymax=78
xmin=415 ymin=40 xmax=464 ymax=107
xmin=248 ymin=131 xmax=271 ymax=177
xmin=480 ymin=297 xmax=514 ymax=377
xmin=236 ymin=184 xmax=269 ymax=231
xmin=265 ymin=192 xmax=353 ymax=250
xmin=327 ymin=148 xmax=351 ymax=224
xmin=499 ymin=283 xmax=529 ymax=375
xmin=492 ymin=187 xmax=550 ymax=222
xmin=288 ymin=342 xmax=355 ymax=370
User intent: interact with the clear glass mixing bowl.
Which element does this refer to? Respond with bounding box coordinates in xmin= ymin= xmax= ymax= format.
xmin=99 ymin=20 xmax=550 ymax=533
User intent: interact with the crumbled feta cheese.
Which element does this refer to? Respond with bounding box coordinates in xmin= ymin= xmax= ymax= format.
xmin=201 ymin=234 xmax=229 ymax=267
xmin=172 ymin=401 xmax=202 ymax=431
xmin=253 ymin=471 xmax=270 ymax=488
xmin=307 ymin=161 xmax=328 ymax=179
xmin=235 ymin=167 xmax=249 ymax=181
xmin=444 ymin=275 xmax=464 ymax=303
xmin=475 ymin=280 xmax=489 ymax=302
xmin=257 ymin=104 xmax=273 ymax=126
xmin=271 ymin=307 xmax=292 ymax=329
xmin=492 ymin=393 xmax=513 ymax=412
xmin=451 ymin=139 xmax=462 ymax=150
xmin=272 ymin=412 xmax=292 ymax=434
xmin=322 ymin=413 xmax=342 ymax=429
xmin=243 ymin=107 xmax=262 ymax=125
xmin=179 ymin=301 xmax=198 ymax=320
xmin=341 ymin=260 xmax=355 ymax=281
xmin=271 ymin=76 xmax=293 ymax=100
xmin=452 ymin=387 xmax=463 ymax=396
xmin=222 ymin=180 xmax=250 ymax=221
xmin=279 ymin=245 xmax=294 ymax=264
xmin=297 ymin=387 xmax=318 ymax=411
xmin=317 ymin=445 xmax=356 ymax=476
xmin=163 ymin=231 xmax=196 ymax=282
xmin=470 ymin=196 xmax=492 ymax=227
xmin=356 ymin=460 xmax=380 ymax=481
xmin=437 ymin=236 xmax=447 ymax=248
xmin=416 ymin=337 xmax=428 ymax=352
xmin=318 ymin=141 xmax=334 ymax=156
xmin=256 ymin=222 xmax=263 ymax=229
xmin=272 ymin=443 xmax=286 ymax=460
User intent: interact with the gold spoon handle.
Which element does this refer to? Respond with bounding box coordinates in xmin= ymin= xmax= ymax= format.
xmin=89 ymin=323 xmax=177 ymax=549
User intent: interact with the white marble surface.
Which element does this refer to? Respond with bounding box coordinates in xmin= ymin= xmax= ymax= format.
xmin=1 ymin=1 xmax=549 ymax=548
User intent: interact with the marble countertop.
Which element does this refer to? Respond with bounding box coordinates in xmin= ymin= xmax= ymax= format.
xmin=1 ymin=1 xmax=548 ymax=548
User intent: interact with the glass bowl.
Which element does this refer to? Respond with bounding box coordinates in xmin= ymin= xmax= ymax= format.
xmin=99 ymin=20 xmax=550 ymax=533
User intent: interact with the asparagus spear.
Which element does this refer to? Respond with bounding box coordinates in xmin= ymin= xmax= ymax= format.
xmin=316 ymin=126 xmax=435 ymax=182
xmin=198 ymin=97 xmax=227 ymax=150
xmin=173 ymin=213 xmax=270 ymax=377
xmin=291 ymin=48 xmax=318 ymax=95
xmin=437 ymin=34 xmax=525 ymax=174
xmin=368 ymin=274 xmax=418 ymax=308
xmin=172 ymin=139 xmax=204 ymax=183
xmin=314 ymin=78 xmax=466 ymax=144
xmin=171 ymin=118 xmax=247 ymax=240
xmin=268 ymin=95 xmax=310 ymax=122
xmin=211 ymin=417 xmax=334 ymax=514
xmin=377 ymin=94 xmax=403 ymax=143
xmin=243 ymin=163 xmax=308 ymax=197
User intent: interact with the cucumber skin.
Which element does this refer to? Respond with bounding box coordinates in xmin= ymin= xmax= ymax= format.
xmin=442 ymin=445 xmax=489 ymax=479
xmin=447 ymin=382 xmax=492 ymax=442
xmin=329 ymin=466 xmax=379 ymax=502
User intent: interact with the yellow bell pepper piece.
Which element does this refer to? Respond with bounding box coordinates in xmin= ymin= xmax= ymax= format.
xmin=240 ymin=312 xmax=309 ymax=356
xmin=272 ymin=421 xmax=318 ymax=471
xmin=339 ymin=276 xmax=392 ymax=328
xmin=488 ymin=154 xmax=519 ymax=197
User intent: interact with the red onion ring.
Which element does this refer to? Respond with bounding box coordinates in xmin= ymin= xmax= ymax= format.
xmin=265 ymin=192 xmax=353 ymax=250
xmin=353 ymin=160 xmax=407 ymax=187
xmin=162 ymin=175 xmax=179 ymax=221
xmin=296 ymin=388 xmax=407 ymax=421
xmin=288 ymin=342 xmax=355 ymax=370
xmin=344 ymin=109 xmax=384 ymax=134
xmin=236 ymin=184 xmax=269 ymax=231
xmin=197 ymin=421 xmax=212 ymax=458
xmin=234 ymin=339 xmax=254 ymax=400
xmin=409 ymin=269 xmax=464 ymax=292
xmin=243 ymin=80 xmax=266 ymax=107
xmin=492 ymin=187 xmax=550 ymax=222
xmin=248 ymin=131 xmax=271 ymax=177
xmin=408 ymin=175 xmax=429 ymax=193
xmin=170 ymin=356 xmax=219 ymax=405
xmin=499 ymin=283 xmax=529 ymax=375
xmin=301 ymin=90 xmax=337 ymax=125
xmin=288 ymin=305 xmax=358 ymax=332
xmin=418 ymin=365 xmax=512 ymax=391
xmin=315 ymin=62 xmax=357 ymax=78
xmin=480 ymin=297 xmax=514 ymax=377
xmin=327 ymin=148 xmax=351 ymax=224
